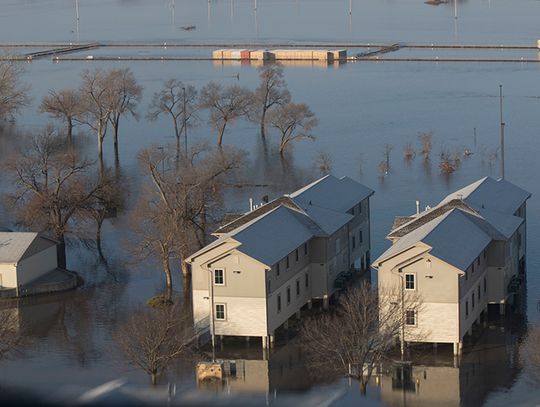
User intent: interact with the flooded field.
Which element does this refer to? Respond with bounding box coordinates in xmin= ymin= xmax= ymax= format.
xmin=0 ymin=0 xmax=540 ymax=406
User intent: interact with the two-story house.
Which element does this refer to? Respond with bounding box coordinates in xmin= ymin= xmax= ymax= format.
xmin=186 ymin=175 xmax=374 ymax=349
xmin=372 ymin=177 xmax=530 ymax=356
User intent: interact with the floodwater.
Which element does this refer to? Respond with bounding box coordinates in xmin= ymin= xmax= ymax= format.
xmin=0 ymin=0 xmax=540 ymax=406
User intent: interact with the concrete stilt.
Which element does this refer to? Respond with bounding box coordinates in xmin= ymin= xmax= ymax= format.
xmin=453 ymin=342 xmax=463 ymax=356
xmin=500 ymin=303 xmax=506 ymax=316
xmin=269 ymin=334 xmax=274 ymax=348
xmin=296 ymin=310 xmax=301 ymax=319
xmin=246 ymin=336 xmax=250 ymax=343
xmin=307 ymin=300 xmax=313 ymax=310
xmin=262 ymin=336 xmax=268 ymax=350
xmin=323 ymin=295 xmax=329 ymax=310
xmin=433 ymin=343 xmax=438 ymax=349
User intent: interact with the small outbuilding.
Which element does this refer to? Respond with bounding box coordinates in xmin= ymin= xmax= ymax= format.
xmin=0 ymin=232 xmax=59 ymax=289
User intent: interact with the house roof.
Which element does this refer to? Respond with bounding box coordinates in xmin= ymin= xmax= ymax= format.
xmin=289 ymin=174 xmax=374 ymax=213
xmin=0 ymin=232 xmax=57 ymax=264
xmin=439 ymin=177 xmax=530 ymax=215
xmin=375 ymin=209 xmax=493 ymax=271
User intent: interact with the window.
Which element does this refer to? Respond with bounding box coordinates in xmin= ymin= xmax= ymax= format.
xmin=276 ymin=262 xmax=280 ymax=276
xmin=359 ymin=230 xmax=363 ymax=244
xmin=287 ymin=287 xmax=291 ymax=304
xmin=483 ymin=277 xmax=487 ymax=293
xmin=483 ymin=249 xmax=487 ymax=259
xmin=465 ymin=301 xmax=469 ymax=318
xmin=352 ymin=236 xmax=356 ymax=249
xmin=477 ymin=257 xmax=480 ymax=266
xmin=304 ymin=243 xmax=308 ymax=255
xmin=214 ymin=269 xmax=225 ymax=285
xmin=405 ymin=274 xmax=415 ymax=290
xmin=295 ymin=249 xmax=299 ymax=262
xmin=472 ymin=293 xmax=475 ymax=309
xmin=305 ymin=272 xmax=309 ymax=288
xmin=472 ymin=263 xmax=475 ymax=274
xmin=335 ymin=238 xmax=341 ymax=253
xmin=477 ymin=285 xmax=481 ymax=301
xmin=405 ymin=310 xmax=416 ymax=326
xmin=296 ymin=279 xmax=300 ymax=296
xmin=358 ymin=203 xmax=362 ymax=213
xmin=465 ymin=269 xmax=468 ymax=281
xmin=277 ymin=294 xmax=282 ymax=313
xmin=286 ymin=255 xmax=290 ymax=269
xmin=215 ymin=304 xmax=226 ymax=320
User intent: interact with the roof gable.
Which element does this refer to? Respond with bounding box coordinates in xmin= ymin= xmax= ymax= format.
xmin=0 ymin=232 xmax=56 ymax=263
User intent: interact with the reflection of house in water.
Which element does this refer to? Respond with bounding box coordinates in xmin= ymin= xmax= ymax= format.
xmin=197 ymin=343 xmax=311 ymax=397
xmin=380 ymin=318 xmax=525 ymax=407
xmin=0 ymin=298 xmax=63 ymax=338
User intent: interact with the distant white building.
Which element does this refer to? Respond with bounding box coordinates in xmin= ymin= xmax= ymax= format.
xmin=186 ymin=175 xmax=374 ymax=349
xmin=372 ymin=177 xmax=530 ymax=355
xmin=0 ymin=232 xmax=59 ymax=290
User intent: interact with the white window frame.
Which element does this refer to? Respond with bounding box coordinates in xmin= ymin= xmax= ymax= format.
xmin=215 ymin=303 xmax=226 ymax=320
xmin=405 ymin=309 xmax=416 ymax=326
xmin=214 ymin=269 xmax=225 ymax=285
xmin=404 ymin=273 xmax=416 ymax=291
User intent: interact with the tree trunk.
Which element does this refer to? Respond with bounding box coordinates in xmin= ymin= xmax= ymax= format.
xmin=359 ymin=380 xmax=368 ymax=396
xmin=57 ymin=237 xmax=67 ymax=269
xmin=260 ymin=108 xmax=267 ymax=139
xmin=217 ymin=122 xmax=227 ymax=146
xmin=67 ymin=119 xmax=73 ymax=145
xmin=151 ymin=372 xmax=157 ymax=386
xmin=96 ymin=217 xmax=106 ymax=262
xmin=180 ymin=257 xmax=190 ymax=277
xmin=97 ymin=125 xmax=104 ymax=161
xmin=163 ymin=256 xmax=173 ymax=301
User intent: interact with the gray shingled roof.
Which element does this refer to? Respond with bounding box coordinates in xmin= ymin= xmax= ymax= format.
xmin=374 ymin=209 xmax=492 ymax=271
xmin=289 ymin=174 xmax=374 ymax=213
xmin=0 ymin=232 xmax=56 ymax=263
xmin=440 ymin=176 xmax=530 ymax=215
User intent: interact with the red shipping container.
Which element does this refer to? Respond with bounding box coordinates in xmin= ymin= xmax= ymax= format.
xmin=240 ymin=50 xmax=251 ymax=59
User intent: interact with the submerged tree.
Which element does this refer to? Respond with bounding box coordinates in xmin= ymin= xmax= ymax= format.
xmin=4 ymin=128 xmax=116 ymax=268
xmin=131 ymin=143 xmax=245 ymax=298
xmin=314 ymin=150 xmax=333 ymax=176
xmin=250 ymin=63 xmax=291 ymax=138
xmin=115 ymin=304 xmax=193 ymax=385
xmin=199 ymin=81 xmax=252 ymax=146
xmin=301 ymin=282 xmax=423 ymax=395
xmin=79 ymin=69 xmax=113 ymax=161
xmin=0 ymin=61 xmax=30 ymax=121
xmin=39 ymin=89 xmax=83 ymax=143
xmin=147 ymin=79 xmax=199 ymax=160
xmin=107 ymin=68 xmax=142 ymax=160
xmin=267 ymin=102 xmax=317 ymax=156
xmin=419 ymin=131 xmax=433 ymax=161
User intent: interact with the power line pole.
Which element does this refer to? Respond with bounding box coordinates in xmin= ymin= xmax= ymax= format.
xmin=499 ymin=84 xmax=505 ymax=179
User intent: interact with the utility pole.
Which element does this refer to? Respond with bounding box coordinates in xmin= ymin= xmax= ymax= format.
xmin=499 ymin=84 xmax=505 ymax=180
xmin=75 ymin=0 xmax=80 ymax=41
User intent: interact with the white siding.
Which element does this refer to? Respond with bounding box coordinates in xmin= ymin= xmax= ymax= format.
xmin=17 ymin=246 xmax=57 ymax=286
xmin=212 ymin=296 xmax=267 ymax=337
xmin=0 ymin=263 xmax=17 ymax=288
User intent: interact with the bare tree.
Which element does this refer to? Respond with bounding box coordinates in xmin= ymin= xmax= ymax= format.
xmin=131 ymin=144 xmax=245 ymax=297
xmin=301 ymin=283 xmax=423 ymax=395
xmin=383 ymin=144 xmax=393 ymax=170
xmin=0 ymin=309 xmax=23 ymax=361
xmin=115 ymin=304 xmax=194 ymax=385
xmin=403 ymin=143 xmax=415 ymax=161
xmin=79 ymin=69 xmax=113 ymax=161
xmin=147 ymin=79 xmax=198 ymax=160
xmin=39 ymin=89 xmax=83 ymax=142
xmin=4 ymin=128 xmax=116 ymax=268
xmin=314 ymin=150 xmax=333 ymax=175
xmin=520 ymin=324 xmax=540 ymax=384
xmin=107 ymin=68 xmax=142 ymax=160
xmin=250 ymin=63 xmax=291 ymax=138
xmin=267 ymin=102 xmax=317 ymax=156
xmin=0 ymin=61 xmax=30 ymax=122
xmin=418 ymin=131 xmax=433 ymax=161
xmin=199 ymin=81 xmax=252 ymax=146
xmin=439 ymin=150 xmax=457 ymax=175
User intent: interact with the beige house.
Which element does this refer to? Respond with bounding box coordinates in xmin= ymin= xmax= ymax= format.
xmin=372 ymin=177 xmax=530 ymax=355
xmin=0 ymin=232 xmax=59 ymax=290
xmin=186 ymin=175 xmax=373 ymax=349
